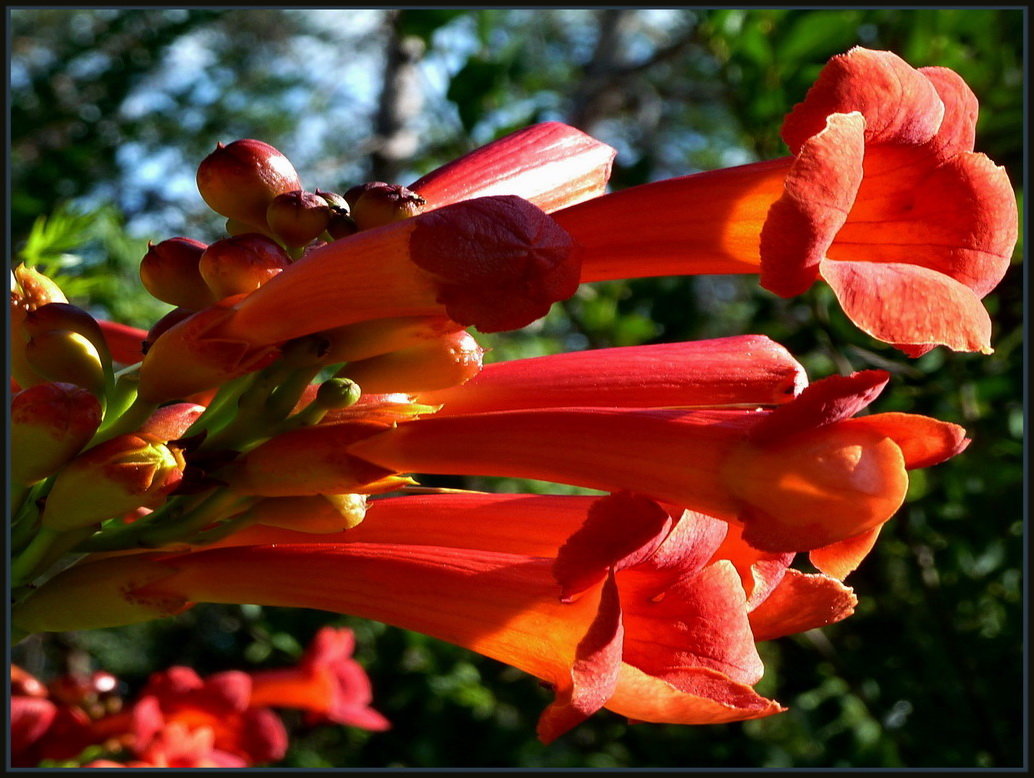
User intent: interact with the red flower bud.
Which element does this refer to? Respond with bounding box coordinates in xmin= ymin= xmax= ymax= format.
xmin=11 ymin=382 xmax=103 ymax=485
xmin=140 ymin=237 xmax=216 ymax=310
xmin=196 ymin=139 xmax=302 ymax=228
xmin=340 ymin=329 xmax=484 ymax=394
xmin=41 ymin=433 xmax=187 ymax=531
xmin=266 ymin=190 xmax=332 ymax=247
xmin=144 ymin=308 xmax=194 ymax=354
xmin=198 ymin=234 xmax=292 ymax=300
xmin=10 ymin=264 xmax=69 ymax=388
xmin=348 ymin=183 xmax=426 ymax=231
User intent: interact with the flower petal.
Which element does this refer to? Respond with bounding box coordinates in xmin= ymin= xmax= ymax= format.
xmin=820 ymin=258 xmax=993 ymax=354
xmin=808 ymin=526 xmax=882 ymax=579
xmin=748 ymin=569 xmax=857 ymax=642
xmin=749 ymin=369 xmax=889 ymax=445
xmin=760 ymin=111 xmax=865 ymax=296
xmin=537 ymin=572 xmax=624 ymax=743
xmin=781 ymin=47 xmax=944 ymax=154
xmin=552 ymin=492 xmax=674 ymax=601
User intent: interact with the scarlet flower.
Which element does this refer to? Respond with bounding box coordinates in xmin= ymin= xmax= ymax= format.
xmin=14 ymin=493 xmax=856 ymax=742
xmin=553 ymin=48 xmax=1017 ymax=355
xmin=130 ymin=666 xmax=288 ymax=766
xmin=337 ymin=370 xmax=968 ymax=554
xmin=138 ymin=195 xmax=578 ymax=401
xmin=249 ymin=627 xmax=390 ymax=731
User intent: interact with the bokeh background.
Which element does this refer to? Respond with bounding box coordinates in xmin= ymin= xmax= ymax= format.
xmin=8 ymin=8 xmax=1025 ymax=769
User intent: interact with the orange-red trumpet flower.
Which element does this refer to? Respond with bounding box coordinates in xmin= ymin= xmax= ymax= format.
xmin=12 ymin=493 xmax=856 ymax=742
xmin=554 ymin=48 xmax=1017 ymax=355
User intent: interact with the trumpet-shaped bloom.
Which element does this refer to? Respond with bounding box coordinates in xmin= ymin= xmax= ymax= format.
xmin=225 ymin=195 xmax=578 ymax=344
xmin=248 ymin=627 xmax=390 ymax=730
xmin=339 ymin=371 xmax=968 ymax=552
xmin=553 ymin=48 xmax=1017 ymax=355
xmin=13 ymin=492 xmax=858 ymax=743
xmin=409 ymin=121 xmax=617 ymax=213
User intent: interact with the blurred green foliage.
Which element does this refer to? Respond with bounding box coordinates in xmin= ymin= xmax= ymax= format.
xmin=8 ymin=7 xmax=1024 ymax=769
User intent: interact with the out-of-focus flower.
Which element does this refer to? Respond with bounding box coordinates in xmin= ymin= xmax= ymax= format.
xmin=129 ymin=667 xmax=288 ymax=766
xmin=554 ymin=48 xmax=1017 ymax=355
xmin=249 ymin=627 xmax=390 ymax=730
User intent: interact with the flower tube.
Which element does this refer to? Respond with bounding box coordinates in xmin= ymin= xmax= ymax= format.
xmin=336 ymin=371 xmax=968 ymax=552
xmin=553 ymin=48 xmax=1017 ymax=354
xmin=415 ymin=335 xmax=807 ymax=414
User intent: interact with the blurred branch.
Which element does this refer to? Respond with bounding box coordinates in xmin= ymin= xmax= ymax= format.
xmin=569 ymin=10 xmax=703 ymax=135
xmin=369 ymin=9 xmax=426 ymax=183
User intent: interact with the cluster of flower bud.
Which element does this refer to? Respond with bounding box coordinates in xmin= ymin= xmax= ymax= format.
xmin=139 ymin=139 xmax=432 ymax=351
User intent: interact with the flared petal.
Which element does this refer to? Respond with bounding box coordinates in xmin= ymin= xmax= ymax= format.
xmin=747 ymin=569 xmax=857 ymax=642
xmin=552 ymin=492 xmax=675 ymax=601
xmin=808 ymin=527 xmax=882 ymax=580
xmin=820 ymin=259 xmax=993 ymax=354
xmin=411 ymin=122 xmax=616 ymax=213
xmin=759 ymin=111 xmax=865 ymax=296
xmin=537 ymin=572 xmax=624 ymax=743
xmin=781 ymin=47 xmax=944 ymax=153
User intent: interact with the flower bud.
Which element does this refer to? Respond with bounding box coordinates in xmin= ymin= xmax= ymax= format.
xmin=196 ymin=139 xmax=303 ymax=227
xmin=326 ymin=212 xmax=359 ymax=240
xmin=316 ymin=188 xmax=351 ymax=212
xmin=266 ymin=190 xmax=332 ymax=247
xmin=315 ymin=377 xmax=362 ymax=410
xmin=347 ymin=183 xmax=426 ymax=231
xmin=143 ymin=307 xmax=194 ymax=354
xmin=10 ymin=264 xmax=69 ymax=388
xmin=138 ymin=402 xmax=207 ymax=442
xmin=41 ymin=433 xmax=187 ymax=531
xmin=24 ymin=329 xmax=107 ymax=397
xmin=24 ymin=302 xmax=111 ymax=363
xmin=11 ymin=382 xmax=103 ymax=485
xmin=339 ymin=329 xmax=484 ymax=394
xmin=198 ymin=234 xmax=292 ymax=300
xmin=249 ymin=493 xmax=368 ymax=533
xmin=140 ymin=237 xmax=217 ymax=310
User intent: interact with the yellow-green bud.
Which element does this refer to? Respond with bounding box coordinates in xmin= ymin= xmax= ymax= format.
xmin=41 ymin=433 xmax=187 ymax=531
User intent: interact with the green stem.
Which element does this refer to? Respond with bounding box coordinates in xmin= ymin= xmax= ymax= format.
xmin=139 ymin=489 xmax=258 ymax=548
xmin=182 ymin=372 xmax=257 ymax=439
xmin=74 ymin=489 xmax=257 ymax=552
xmin=89 ymin=395 xmax=158 ymax=449
xmin=11 ymin=526 xmax=94 ymax=589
